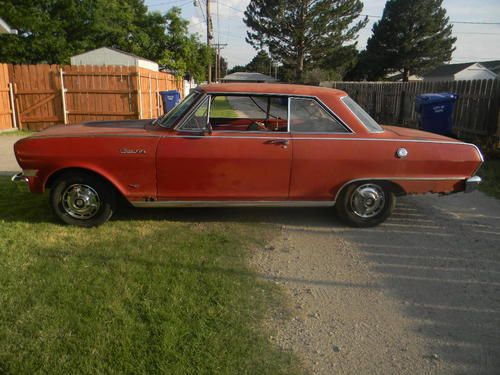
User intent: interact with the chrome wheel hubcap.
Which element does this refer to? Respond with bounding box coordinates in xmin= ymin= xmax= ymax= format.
xmin=350 ymin=184 xmax=385 ymax=218
xmin=61 ymin=184 xmax=101 ymax=219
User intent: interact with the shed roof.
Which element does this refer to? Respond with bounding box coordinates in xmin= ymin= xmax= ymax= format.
xmin=71 ymin=47 xmax=157 ymax=64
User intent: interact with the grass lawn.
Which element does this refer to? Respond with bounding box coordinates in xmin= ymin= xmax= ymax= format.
xmin=0 ymin=177 xmax=300 ymax=374
xmin=478 ymin=159 xmax=500 ymax=199
xmin=211 ymin=96 xmax=238 ymax=118
xmin=0 ymin=129 xmax=34 ymax=137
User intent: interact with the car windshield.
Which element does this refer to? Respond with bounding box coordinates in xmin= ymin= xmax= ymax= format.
xmin=156 ymin=91 xmax=201 ymax=128
xmin=341 ymin=96 xmax=383 ymax=133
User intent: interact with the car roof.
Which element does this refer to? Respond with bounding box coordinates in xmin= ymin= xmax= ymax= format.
xmin=199 ymin=83 xmax=347 ymax=98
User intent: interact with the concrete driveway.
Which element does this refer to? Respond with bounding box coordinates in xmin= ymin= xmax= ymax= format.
xmin=0 ymin=136 xmax=22 ymax=175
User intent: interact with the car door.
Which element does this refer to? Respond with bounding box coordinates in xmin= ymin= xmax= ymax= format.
xmin=156 ymin=94 xmax=292 ymax=200
xmin=288 ymin=97 xmax=354 ymax=200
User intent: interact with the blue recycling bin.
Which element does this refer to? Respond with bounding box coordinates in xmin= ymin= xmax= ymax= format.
xmin=415 ymin=92 xmax=458 ymax=136
xmin=160 ymin=90 xmax=181 ymax=113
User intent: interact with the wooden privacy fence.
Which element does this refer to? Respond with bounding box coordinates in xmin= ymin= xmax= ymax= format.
xmin=0 ymin=64 xmax=15 ymax=130
xmin=0 ymin=64 xmax=183 ymax=131
xmin=321 ymin=79 xmax=500 ymax=141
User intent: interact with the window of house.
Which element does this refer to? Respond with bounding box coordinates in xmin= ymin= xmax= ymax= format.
xmin=289 ymin=97 xmax=349 ymax=133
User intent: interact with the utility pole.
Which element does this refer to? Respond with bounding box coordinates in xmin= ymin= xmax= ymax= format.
xmin=213 ymin=43 xmax=227 ymax=82
xmin=206 ymin=0 xmax=213 ymax=83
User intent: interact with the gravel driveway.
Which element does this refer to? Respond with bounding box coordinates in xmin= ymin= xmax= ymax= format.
xmin=1 ymin=134 xmax=498 ymax=374
xmin=252 ymin=192 xmax=500 ymax=375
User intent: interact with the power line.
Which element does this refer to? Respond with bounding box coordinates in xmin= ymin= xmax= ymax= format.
xmin=361 ymin=14 xmax=500 ymax=25
xmin=215 ymin=3 xmax=500 ymax=25
xmin=148 ymin=0 xmax=193 ymax=8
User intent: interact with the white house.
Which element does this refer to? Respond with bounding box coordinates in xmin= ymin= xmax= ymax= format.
xmin=70 ymin=47 xmax=159 ymax=71
xmin=0 ymin=17 xmax=17 ymax=34
xmin=423 ymin=62 xmax=498 ymax=81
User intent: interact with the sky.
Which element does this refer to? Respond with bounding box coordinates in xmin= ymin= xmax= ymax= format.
xmin=145 ymin=0 xmax=500 ymax=68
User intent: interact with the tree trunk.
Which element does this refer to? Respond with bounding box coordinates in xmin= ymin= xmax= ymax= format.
xmin=402 ymin=68 xmax=410 ymax=82
xmin=296 ymin=49 xmax=305 ymax=83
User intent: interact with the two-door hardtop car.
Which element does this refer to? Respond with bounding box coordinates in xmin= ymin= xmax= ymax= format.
xmin=13 ymin=83 xmax=483 ymax=227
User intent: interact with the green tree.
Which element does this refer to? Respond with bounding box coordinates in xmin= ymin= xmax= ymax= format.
xmin=361 ymin=0 xmax=456 ymax=81
xmin=0 ymin=0 xmax=168 ymax=64
xmin=244 ymin=0 xmax=367 ymax=82
xmin=228 ymin=65 xmax=247 ymax=74
xmin=0 ymin=1 xmax=210 ymax=81
xmin=160 ymin=7 xmax=211 ymax=81
xmin=246 ymin=51 xmax=272 ymax=75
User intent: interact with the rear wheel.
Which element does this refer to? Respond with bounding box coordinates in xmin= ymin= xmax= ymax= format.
xmin=50 ymin=172 xmax=116 ymax=227
xmin=335 ymin=182 xmax=395 ymax=227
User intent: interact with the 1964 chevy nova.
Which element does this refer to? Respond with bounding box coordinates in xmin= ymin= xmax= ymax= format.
xmin=12 ymin=83 xmax=483 ymax=227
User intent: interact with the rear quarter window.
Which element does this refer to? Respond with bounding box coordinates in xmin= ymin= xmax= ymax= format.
xmin=342 ymin=96 xmax=383 ymax=133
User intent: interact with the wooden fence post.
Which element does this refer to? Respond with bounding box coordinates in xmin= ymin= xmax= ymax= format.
xmin=137 ymin=72 xmax=143 ymax=119
xmin=148 ymin=73 xmax=152 ymax=118
xmin=8 ymin=82 xmax=17 ymax=129
xmin=59 ymin=67 xmax=68 ymax=124
xmin=398 ymin=89 xmax=406 ymax=125
xmin=13 ymin=83 xmax=23 ymax=130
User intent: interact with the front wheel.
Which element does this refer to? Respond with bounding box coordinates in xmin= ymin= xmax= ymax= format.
xmin=335 ymin=182 xmax=396 ymax=227
xmin=50 ymin=172 xmax=116 ymax=227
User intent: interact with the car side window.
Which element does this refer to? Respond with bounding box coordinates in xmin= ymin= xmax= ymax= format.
xmin=290 ymin=97 xmax=348 ymax=133
xmin=178 ymin=96 xmax=209 ymax=131
xmin=209 ymin=95 xmax=288 ymax=132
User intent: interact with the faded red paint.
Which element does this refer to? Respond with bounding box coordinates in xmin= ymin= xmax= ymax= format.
xmin=14 ymin=83 xmax=482 ymax=204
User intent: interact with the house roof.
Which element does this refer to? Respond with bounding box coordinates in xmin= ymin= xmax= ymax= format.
xmin=71 ymin=47 xmax=158 ymax=65
xmin=480 ymin=60 xmax=500 ymax=74
xmin=423 ymin=62 xmax=476 ymax=78
xmin=423 ymin=60 xmax=500 ymax=78
xmin=222 ymin=72 xmax=278 ymax=82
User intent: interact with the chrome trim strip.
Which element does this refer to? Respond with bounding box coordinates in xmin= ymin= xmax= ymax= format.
xmin=25 ymin=133 xmax=481 ymax=153
xmin=287 ymin=96 xmax=291 ymax=133
xmin=11 ymin=172 xmax=29 ymax=183
xmin=131 ymin=200 xmax=336 ymax=208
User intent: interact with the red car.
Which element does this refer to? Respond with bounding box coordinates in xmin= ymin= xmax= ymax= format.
xmin=12 ymin=83 xmax=483 ymax=227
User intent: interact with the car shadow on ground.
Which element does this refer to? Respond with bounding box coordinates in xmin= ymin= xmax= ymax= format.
xmin=339 ymin=196 xmax=500 ymax=373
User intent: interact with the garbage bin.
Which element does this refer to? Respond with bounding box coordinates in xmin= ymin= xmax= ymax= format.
xmin=415 ymin=92 xmax=457 ymax=136
xmin=159 ymin=90 xmax=181 ymax=114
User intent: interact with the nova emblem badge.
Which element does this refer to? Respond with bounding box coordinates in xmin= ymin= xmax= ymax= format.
xmin=120 ymin=148 xmax=146 ymax=155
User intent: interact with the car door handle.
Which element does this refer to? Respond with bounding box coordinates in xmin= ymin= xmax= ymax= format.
xmin=265 ymin=139 xmax=289 ymax=145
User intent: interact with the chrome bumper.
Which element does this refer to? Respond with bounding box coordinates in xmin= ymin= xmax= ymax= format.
xmin=11 ymin=172 xmax=29 ymax=183
xmin=465 ymin=176 xmax=481 ymax=193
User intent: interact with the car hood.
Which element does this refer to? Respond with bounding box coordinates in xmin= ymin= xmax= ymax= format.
xmin=382 ymin=125 xmax=459 ymax=142
xmin=30 ymin=119 xmax=154 ymax=138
